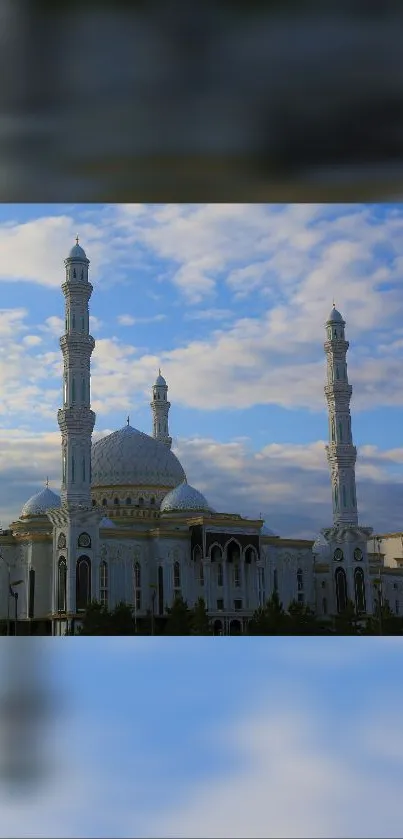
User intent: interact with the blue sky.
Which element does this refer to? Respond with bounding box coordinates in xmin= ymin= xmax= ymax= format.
xmin=0 ymin=203 xmax=403 ymax=537
xmin=1 ymin=638 xmax=403 ymax=838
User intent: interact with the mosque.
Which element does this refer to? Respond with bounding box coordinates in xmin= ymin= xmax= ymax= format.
xmin=0 ymin=240 xmax=402 ymax=635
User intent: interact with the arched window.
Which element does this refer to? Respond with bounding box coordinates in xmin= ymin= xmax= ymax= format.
xmin=245 ymin=547 xmax=256 ymax=564
xmin=126 ymin=497 xmax=132 ymax=506
xmin=62 ymin=451 xmax=67 ymax=484
xmin=335 ymin=567 xmax=348 ymax=614
xmin=72 ymin=313 xmax=76 ymax=329
xmin=331 ymin=418 xmax=335 ymax=441
xmin=226 ymin=540 xmax=240 ymax=563
xmin=92 ymin=499 xmax=96 ymax=507
xmin=258 ymin=566 xmax=265 ymax=606
xmin=102 ymin=498 xmax=107 ymax=506
xmin=210 ymin=545 xmax=222 ymax=562
xmin=82 ymin=455 xmax=86 ymax=482
xmin=81 ymin=315 xmax=85 ymax=331
xmin=351 ymin=481 xmax=355 ymax=507
xmin=58 ymin=557 xmax=67 ymax=612
xmin=193 ymin=545 xmax=202 ymax=562
xmin=150 ymin=497 xmax=156 ymax=505
xmin=334 ymin=484 xmax=339 ymax=510
xmin=334 ymin=328 xmax=337 ymax=338
xmin=114 ymin=498 xmax=119 ymax=506
xmin=174 ymin=561 xmax=181 ymax=590
xmin=338 ymin=421 xmax=343 ymax=441
xmin=134 ymin=562 xmax=141 ymax=611
xmin=217 ymin=563 xmax=223 ymax=587
xmin=63 ymin=377 xmax=67 ymax=405
xmin=81 ymin=378 xmax=85 ymax=402
xmin=322 ymin=597 xmax=327 ymax=615
xmin=76 ymin=556 xmax=91 ymax=611
xmin=73 ymin=268 xmax=76 ymax=279
xmin=100 ymin=560 xmax=108 ymax=607
xmin=138 ymin=497 xmax=144 ymax=506
xmin=157 ymin=392 xmax=160 ymax=400
xmin=354 ymin=567 xmax=366 ymax=614
xmin=336 ymin=365 xmax=339 ymax=379
xmin=199 ymin=562 xmax=204 ymax=587
xmin=273 ymin=568 xmax=278 ymax=592
xmin=234 ymin=564 xmax=240 ymax=587
xmin=72 ymin=377 xmax=76 ymax=402
xmin=297 ymin=568 xmax=303 ymax=592
xmin=342 ymin=485 xmax=347 ymax=507
xmin=158 ymin=565 xmax=164 ymax=615
xmin=71 ymin=454 xmax=75 ymax=483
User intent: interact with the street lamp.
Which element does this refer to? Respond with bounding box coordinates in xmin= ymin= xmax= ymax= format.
xmin=0 ymin=552 xmax=14 ymax=636
xmin=10 ymin=580 xmax=23 ymax=636
xmin=150 ymin=584 xmax=157 ymax=636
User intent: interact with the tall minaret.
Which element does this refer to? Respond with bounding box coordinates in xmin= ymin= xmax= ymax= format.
xmin=151 ymin=370 xmax=172 ymax=448
xmin=324 ymin=304 xmax=358 ymax=526
xmin=57 ymin=237 xmax=96 ymax=506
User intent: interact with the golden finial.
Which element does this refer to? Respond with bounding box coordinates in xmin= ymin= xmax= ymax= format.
xmin=127 ymin=415 xmax=130 ymax=426
xmin=76 ymin=234 xmax=79 ymax=245
xmin=46 ymin=476 xmax=49 ymax=488
xmin=159 ymin=367 xmax=161 ymax=376
xmin=332 ymin=298 xmax=335 ymax=308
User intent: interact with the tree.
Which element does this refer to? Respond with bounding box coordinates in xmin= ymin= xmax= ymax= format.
xmin=287 ymin=599 xmax=328 ymax=635
xmin=75 ymin=600 xmax=111 ymax=635
xmin=164 ymin=594 xmax=192 ymax=635
xmin=363 ymin=598 xmax=403 ymax=635
xmin=77 ymin=600 xmax=136 ymax=635
xmin=332 ymin=599 xmax=362 ymax=635
xmin=247 ymin=592 xmax=288 ymax=635
xmin=190 ymin=597 xmax=212 ymax=635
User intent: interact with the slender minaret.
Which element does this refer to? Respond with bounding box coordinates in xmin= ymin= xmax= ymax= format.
xmin=150 ymin=370 xmax=172 ymax=448
xmin=57 ymin=237 xmax=96 ymax=506
xmin=324 ymin=304 xmax=358 ymax=526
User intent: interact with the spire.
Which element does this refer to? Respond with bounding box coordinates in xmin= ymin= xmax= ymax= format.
xmin=127 ymin=415 xmax=130 ymax=426
xmin=324 ymin=307 xmax=358 ymax=526
xmin=58 ymin=240 xmax=96 ymax=506
xmin=76 ymin=234 xmax=79 ymax=245
xmin=150 ymin=371 xmax=172 ymax=449
xmin=45 ymin=476 xmax=49 ymax=488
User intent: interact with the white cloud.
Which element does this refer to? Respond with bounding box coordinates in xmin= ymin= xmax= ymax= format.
xmin=117 ymin=314 xmax=166 ymax=326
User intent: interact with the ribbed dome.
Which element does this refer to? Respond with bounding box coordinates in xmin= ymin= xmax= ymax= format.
xmin=327 ymin=305 xmax=344 ymax=323
xmin=91 ymin=425 xmax=185 ymax=490
xmin=161 ymin=480 xmax=214 ymax=513
xmin=261 ymin=524 xmax=278 ymax=536
xmin=312 ymin=532 xmax=330 ymax=558
xmin=155 ymin=372 xmax=166 ymax=386
xmin=67 ymin=242 xmax=88 ymax=261
xmin=99 ymin=516 xmax=117 ymax=529
xmin=21 ymin=487 xmax=61 ymax=518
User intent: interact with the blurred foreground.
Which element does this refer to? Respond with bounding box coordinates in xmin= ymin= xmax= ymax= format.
xmin=1 ymin=0 xmax=403 ymax=200
xmin=0 ymin=640 xmax=55 ymax=795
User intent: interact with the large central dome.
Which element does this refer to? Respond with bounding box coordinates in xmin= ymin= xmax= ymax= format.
xmin=91 ymin=424 xmax=186 ymax=490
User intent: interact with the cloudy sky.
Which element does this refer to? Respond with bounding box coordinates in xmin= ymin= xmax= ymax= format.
xmin=0 ymin=638 xmax=403 ymax=838
xmin=0 ymin=203 xmax=402 ymax=537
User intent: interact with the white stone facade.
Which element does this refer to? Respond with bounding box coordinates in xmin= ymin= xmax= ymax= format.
xmin=0 ymin=250 xmax=401 ymax=635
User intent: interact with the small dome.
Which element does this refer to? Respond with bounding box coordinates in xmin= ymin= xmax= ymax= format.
xmin=99 ymin=516 xmax=117 ymax=529
xmin=312 ymin=532 xmax=330 ymax=558
xmin=155 ymin=370 xmax=167 ymax=387
xmin=21 ymin=487 xmax=61 ymax=518
xmin=161 ymin=480 xmax=214 ymax=513
xmin=261 ymin=524 xmax=278 ymax=536
xmin=327 ymin=305 xmax=344 ymax=323
xmin=67 ymin=238 xmax=88 ymax=261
